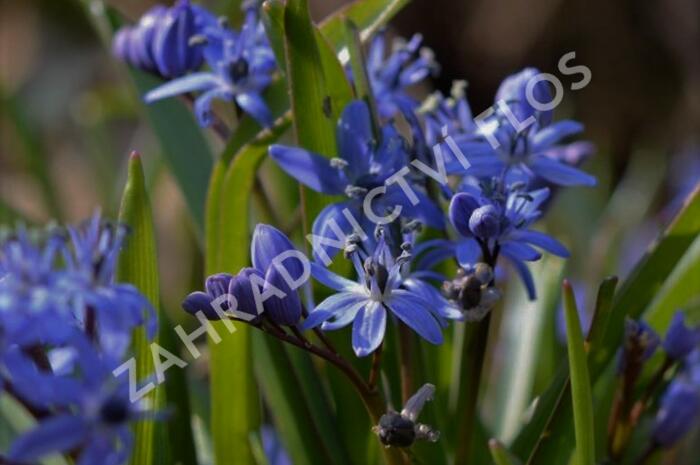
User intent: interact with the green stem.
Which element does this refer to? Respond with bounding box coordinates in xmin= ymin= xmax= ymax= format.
xmin=398 ymin=322 xmax=414 ymax=404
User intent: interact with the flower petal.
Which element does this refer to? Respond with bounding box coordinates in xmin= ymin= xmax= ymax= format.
xmin=352 ymin=301 xmax=387 ymax=357
xmin=388 ymin=290 xmax=443 ymax=344
xmin=303 ymin=291 xmax=366 ymax=330
xmin=515 ymin=229 xmax=569 ymax=257
xmin=144 ymin=72 xmax=219 ymax=103
xmin=501 ymin=241 xmax=542 ymax=261
xmin=9 ymin=415 xmax=88 ymax=461
xmin=269 ymin=145 xmax=347 ymax=195
xmin=530 ymin=156 xmax=596 ymax=187
xmin=531 ymin=120 xmax=583 ymax=152
xmin=236 ymin=92 xmax=273 ymax=128
xmin=310 ymin=262 xmax=360 ymax=292
xmin=449 ymin=192 xmax=480 ymax=237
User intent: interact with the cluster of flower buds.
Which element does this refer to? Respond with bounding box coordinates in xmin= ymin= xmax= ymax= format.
xmin=112 ymin=0 xmax=204 ymax=78
xmin=373 ymin=384 xmax=440 ymax=447
xmin=442 ymin=263 xmax=500 ymax=321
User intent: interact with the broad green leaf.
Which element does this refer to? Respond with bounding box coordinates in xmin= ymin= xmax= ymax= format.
xmin=489 ymin=439 xmax=522 ymax=465
xmin=644 ymin=234 xmax=700 ymax=329
xmin=562 ymin=281 xmax=595 ymax=465
xmin=131 ymin=71 xmax=213 ymax=237
xmin=284 ymin=0 xmax=338 ymax=157
xmin=494 ymin=257 xmax=565 ymax=443
xmin=117 ymin=153 xmax=163 ymax=465
xmin=207 ymin=122 xmax=289 ymax=465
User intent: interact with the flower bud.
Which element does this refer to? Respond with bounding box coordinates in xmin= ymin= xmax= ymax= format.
xmin=152 ymin=0 xmax=204 ymax=78
xmin=663 ymin=311 xmax=700 ymax=360
xmin=469 ymin=205 xmax=500 ymax=238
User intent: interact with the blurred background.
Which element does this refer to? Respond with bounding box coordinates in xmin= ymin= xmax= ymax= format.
xmin=0 ymin=0 xmax=698 ymax=338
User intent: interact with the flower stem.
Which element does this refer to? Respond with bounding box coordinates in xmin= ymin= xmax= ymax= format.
xmin=258 ymin=321 xmax=408 ymax=465
xmin=369 ymin=343 xmax=384 ymax=390
xmin=397 ymin=322 xmax=414 ymax=404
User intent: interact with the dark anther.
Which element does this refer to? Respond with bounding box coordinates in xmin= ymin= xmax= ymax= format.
xmin=376 ymin=411 xmax=416 ymax=447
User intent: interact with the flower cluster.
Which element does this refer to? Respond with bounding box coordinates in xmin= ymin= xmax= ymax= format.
xmin=114 ymin=0 xmax=276 ymax=127
xmin=608 ymin=311 xmax=700 ymax=458
xmin=0 ymin=214 xmax=156 ymax=464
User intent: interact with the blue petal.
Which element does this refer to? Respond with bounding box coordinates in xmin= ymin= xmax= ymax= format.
xmin=236 ymin=92 xmax=273 ymax=128
xmin=449 ymin=193 xmax=480 ymax=237
xmin=144 ymin=73 xmax=219 ymax=103
xmin=352 ymin=301 xmax=387 ymax=357
xmin=500 ymin=241 xmax=542 ymax=261
xmin=309 ymin=201 xmax=369 ymax=262
xmin=337 ymin=100 xmax=373 ymax=178
xmin=455 ymin=238 xmax=482 ymax=268
xmin=263 ymin=265 xmax=302 ymax=325
xmin=303 ymin=291 xmax=366 ymax=330
xmin=388 ymin=290 xmax=444 ymax=344
xmin=514 ymin=230 xmax=569 ymax=257
xmin=530 ymin=156 xmax=597 ymax=187
xmin=195 ymin=88 xmax=233 ymax=127
xmin=310 ymin=262 xmax=359 ymax=292
xmin=9 ymin=415 xmax=88 ymax=461
xmin=182 ymin=291 xmax=218 ymax=319
xmin=269 ymin=145 xmax=347 ymax=195
xmin=251 ymin=224 xmax=302 ymax=277
xmin=384 ymin=187 xmax=445 ymax=230
xmin=402 ymin=278 xmax=463 ymax=322
xmin=504 ymin=256 xmax=537 ymax=300
xmin=531 ymin=120 xmax=583 ymax=152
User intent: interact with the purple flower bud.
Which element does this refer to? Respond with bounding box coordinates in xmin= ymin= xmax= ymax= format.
xmin=663 ymin=311 xmax=700 ymax=360
xmin=469 ymin=205 xmax=500 ymax=238
xmin=112 ymin=5 xmax=168 ymax=75
xmin=228 ymin=269 xmax=263 ymax=323
xmin=251 ymin=224 xmax=305 ymax=280
xmin=653 ymin=379 xmax=700 ymax=447
xmin=495 ymin=67 xmax=553 ymax=127
xmin=448 ymin=192 xmax=479 ymax=237
xmin=152 ymin=0 xmax=203 ymax=78
xmin=262 ymin=265 xmax=302 ymax=326
xmin=617 ymin=319 xmax=660 ymax=374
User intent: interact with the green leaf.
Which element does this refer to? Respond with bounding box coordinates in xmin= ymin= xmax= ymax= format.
xmin=494 ymin=257 xmax=565 ymax=443
xmin=644 ymin=233 xmax=700 ymax=329
xmin=320 ymin=0 xmax=411 ymax=52
xmin=562 ymin=281 xmax=595 ymax=465
xmin=116 ymin=153 xmax=163 ymax=465
xmin=512 ymin=185 xmax=700 ymax=461
xmin=284 ymin=0 xmax=338 ymax=156
xmin=489 ymin=439 xmax=522 ymax=465
xmin=514 ymin=276 xmax=618 ymax=465
xmin=344 ymin=19 xmax=381 ymax=137
xmin=207 ymin=122 xmax=289 ymax=465
xmin=131 ymin=71 xmax=213 ymax=237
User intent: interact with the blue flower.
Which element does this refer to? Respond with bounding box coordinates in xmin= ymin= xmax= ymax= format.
xmin=144 ymin=5 xmax=275 ymax=127
xmin=663 ymin=310 xmax=700 ymax=360
xmin=182 ymin=224 xmax=303 ymax=325
xmin=653 ymin=378 xmax=700 ymax=447
xmin=0 ymin=229 xmax=77 ymax=347
xmin=617 ymin=318 xmax=660 ymax=374
xmin=303 ymin=233 xmax=447 ymax=357
xmin=448 ymin=184 xmax=568 ymax=299
xmin=261 ymin=425 xmax=292 ymax=465
xmin=8 ymin=347 xmax=151 ymax=465
xmin=452 ymin=68 xmax=596 ymax=187
xmin=62 ymin=214 xmax=156 ymax=357
xmin=365 ymin=32 xmax=437 ymax=119
xmin=112 ymin=1 xmax=204 ymax=78
xmin=270 ymin=100 xmax=443 ymax=260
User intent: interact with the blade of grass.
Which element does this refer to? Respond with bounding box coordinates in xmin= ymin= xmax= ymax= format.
xmin=562 ymin=281 xmax=595 ymax=465
xmin=489 ymin=439 xmax=522 ymax=465
xmin=116 ymin=152 xmax=164 ymax=465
